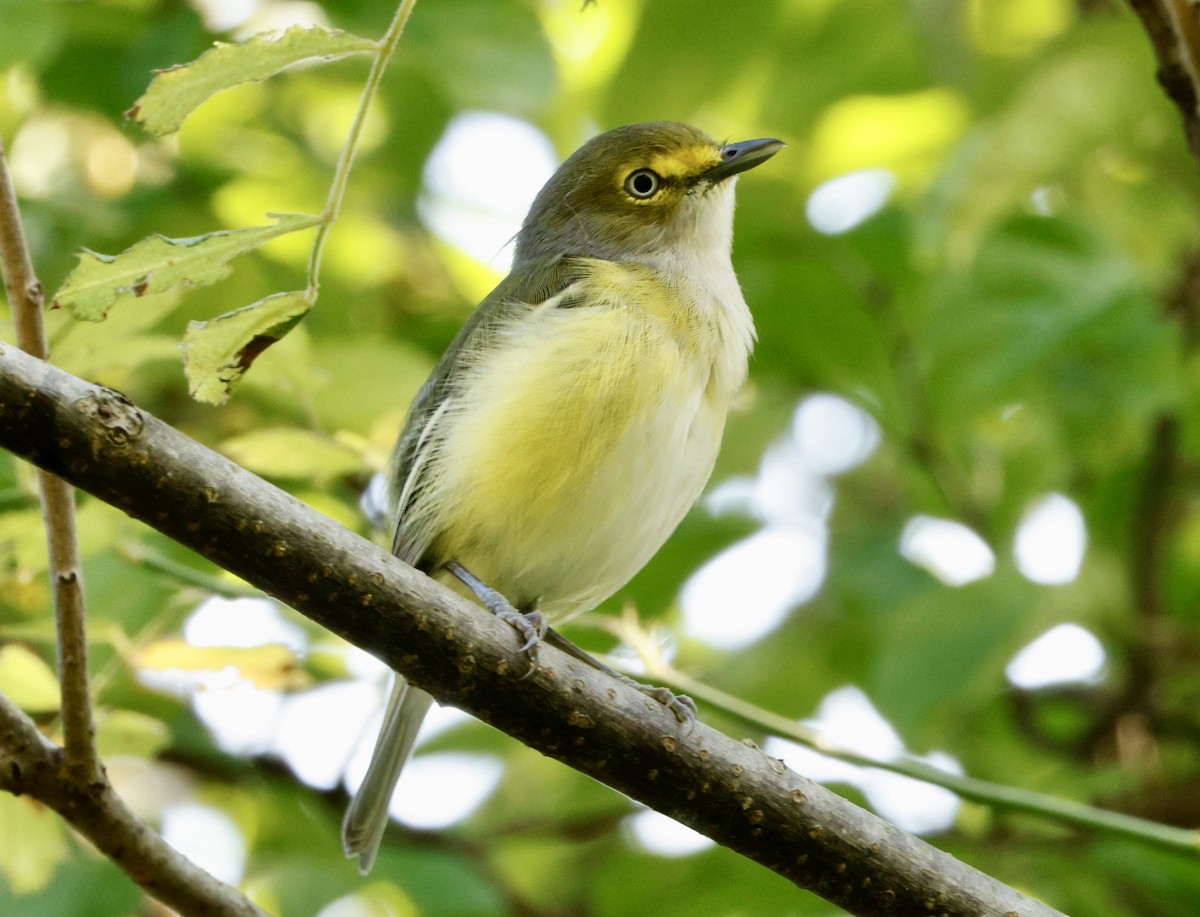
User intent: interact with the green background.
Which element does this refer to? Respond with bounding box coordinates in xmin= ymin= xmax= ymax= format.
xmin=3 ymin=0 xmax=1200 ymax=913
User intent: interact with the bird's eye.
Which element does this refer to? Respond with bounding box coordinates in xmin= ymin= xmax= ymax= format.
xmin=624 ymin=169 xmax=661 ymax=199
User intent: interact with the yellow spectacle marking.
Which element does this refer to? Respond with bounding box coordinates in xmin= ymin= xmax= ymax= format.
xmin=638 ymin=144 xmax=721 ymax=180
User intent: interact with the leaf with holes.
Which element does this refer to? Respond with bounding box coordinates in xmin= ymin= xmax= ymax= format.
xmin=53 ymin=213 xmax=321 ymax=321
xmin=128 ymin=25 xmax=378 ymax=135
xmin=183 ymin=289 xmax=313 ymax=405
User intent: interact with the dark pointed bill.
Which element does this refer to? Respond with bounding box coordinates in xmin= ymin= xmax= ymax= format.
xmin=704 ymin=137 xmax=785 ymax=182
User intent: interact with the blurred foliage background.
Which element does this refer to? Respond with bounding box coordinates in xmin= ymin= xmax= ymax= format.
xmin=3 ymin=0 xmax=1200 ymax=914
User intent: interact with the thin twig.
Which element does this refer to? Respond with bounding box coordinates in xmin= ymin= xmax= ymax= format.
xmin=621 ymin=647 xmax=1200 ymax=857
xmin=306 ymin=0 xmax=420 ymax=294
xmin=0 ymin=138 xmax=98 ymax=777
xmin=0 ymin=693 xmax=269 ymax=917
xmin=117 ymin=539 xmax=261 ymax=597
xmin=1127 ymin=0 xmax=1200 ymax=157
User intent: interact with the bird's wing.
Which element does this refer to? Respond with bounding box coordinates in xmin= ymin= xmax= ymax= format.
xmin=388 ymin=255 xmax=586 ymax=566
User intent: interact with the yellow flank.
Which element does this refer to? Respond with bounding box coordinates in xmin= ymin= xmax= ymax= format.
xmin=426 ymin=260 xmax=732 ymax=618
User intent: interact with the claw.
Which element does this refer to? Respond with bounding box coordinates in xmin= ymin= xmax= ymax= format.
xmin=634 ymin=684 xmax=697 ymax=730
xmin=492 ymin=606 xmax=546 ymax=677
xmin=447 ymin=561 xmax=543 ymax=674
xmin=541 ymin=630 xmax=697 ymax=731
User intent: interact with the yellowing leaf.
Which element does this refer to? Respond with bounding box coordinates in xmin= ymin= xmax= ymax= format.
xmin=809 ymin=89 xmax=970 ymax=186
xmin=183 ymin=290 xmax=313 ymax=405
xmin=0 ymin=794 xmax=67 ymax=894
xmin=132 ymin=639 xmax=307 ymax=691
xmin=53 ymin=213 xmax=322 ymax=321
xmin=0 ymin=645 xmax=60 ymax=713
xmin=220 ymin=427 xmax=364 ymax=482
xmin=129 ymin=26 xmax=378 ymax=136
xmin=95 ymin=709 xmax=172 ymax=759
xmin=0 ymin=509 xmax=51 ymax=577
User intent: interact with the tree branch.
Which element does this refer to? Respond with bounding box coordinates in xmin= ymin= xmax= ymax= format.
xmin=0 ymin=343 xmax=1063 ymax=916
xmin=0 ymin=692 xmax=268 ymax=917
xmin=0 ymin=139 xmax=97 ymax=777
xmin=1127 ymin=0 xmax=1200 ymax=157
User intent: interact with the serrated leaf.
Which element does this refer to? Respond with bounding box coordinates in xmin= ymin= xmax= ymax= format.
xmin=53 ymin=213 xmax=321 ymax=321
xmin=183 ymin=290 xmax=313 ymax=405
xmin=129 ymin=25 xmax=378 ymax=135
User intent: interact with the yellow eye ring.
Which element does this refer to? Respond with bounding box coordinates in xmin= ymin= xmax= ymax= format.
xmin=624 ymin=168 xmax=661 ymax=199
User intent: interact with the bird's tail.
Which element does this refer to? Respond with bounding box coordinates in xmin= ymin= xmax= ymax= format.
xmin=341 ymin=676 xmax=435 ymax=873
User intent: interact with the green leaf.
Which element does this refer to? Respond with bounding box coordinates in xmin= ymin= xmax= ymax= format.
xmin=94 ymin=709 xmax=171 ymax=759
xmin=924 ymin=214 xmax=1176 ymax=425
xmin=407 ymin=0 xmax=555 ymax=113
xmin=53 ymin=213 xmax=321 ymax=321
xmin=129 ymin=25 xmax=378 ymax=136
xmin=0 ymin=645 xmax=59 ymax=713
xmin=183 ymin=289 xmax=313 ymax=405
xmin=0 ymin=794 xmax=67 ymax=895
xmin=219 ymin=427 xmax=364 ymax=482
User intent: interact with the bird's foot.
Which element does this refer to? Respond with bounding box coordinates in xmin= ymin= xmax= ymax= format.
xmin=542 ymin=630 xmax=697 ymax=729
xmin=627 ymin=680 xmax=698 ymax=726
xmin=447 ymin=560 xmax=545 ymax=675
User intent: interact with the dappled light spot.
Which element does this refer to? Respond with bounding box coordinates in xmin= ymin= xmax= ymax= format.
xmin=805 ymin=169 xmax=895 ymax=236
xmin=900 ymin=516 xmax=995 ymax=586
xmin=967 ymin=0 xmax=1074 ymax=57
xmin=9 ymin=116 xmax=73 ymax=198
xmin=808 ymin=89 xmax=969 ymax=187
xmin=420 ymin=112 xmax=557 ymax=271
xmin=681 ymin=524 xmax=825 ymax=650
xmin=386 ymin=754 xmax=504 ymax=830
xmin=192 ymin=680 xmax=283 ymax=755
xmin=272 ymin=681 xmax=379 ymax=790
xmin=1006 ymin=623 xmax=1106 ymax=689
xmin=161 ymin=803 xmax=246 ymax=886
xmin=185 ymin=596 xmax=308 ymax=652
xmin=626 ymin=809 xmax=714 ymax=857
xmin=190 ymin=0 xmax=259 ymax=32
xmin=1013 ymin=493 xmax=1086 ymax=585
xmin=791 ymin=393 xmax=881 ymax=474
xmin=688 ymin=393 xmax=879 ymax=647
xmin=317 ymin=889 xmax=419 ymax=917
xmin=764 ymin=687 xmax=961 ymax=835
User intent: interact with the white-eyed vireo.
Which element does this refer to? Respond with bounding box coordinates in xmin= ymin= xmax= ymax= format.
xmin=343 ymin=121 xmax=782 ymax=871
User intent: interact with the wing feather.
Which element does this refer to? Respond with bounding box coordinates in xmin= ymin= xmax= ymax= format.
xmin=388 ymin=255 xmax=583 ymax=568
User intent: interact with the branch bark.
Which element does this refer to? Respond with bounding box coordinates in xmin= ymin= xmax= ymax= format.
xmin=0 ymin=343 xmax=1063 ymax=916
xmin=0 ymin=693 xmax=268 ymax=917
xmin=0 ymin=139 xmax=98 ymax=777
xmin=1127 ymin=0 xmax=1200 ymax=157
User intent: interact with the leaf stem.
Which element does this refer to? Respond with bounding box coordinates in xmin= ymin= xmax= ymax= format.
xmin=632 ymin=654 xmax=1200 ymax=858
xmin=0 ymin=138 xmax=99 ymax=778
xmin=306 ymin=0 xmax=420 ymax=295
xmin=117 ymin=539 xmax=261 ymax=597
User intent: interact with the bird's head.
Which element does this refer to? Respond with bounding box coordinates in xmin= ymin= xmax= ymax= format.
xmin=514 ymin=122 xmax=783 ymax=266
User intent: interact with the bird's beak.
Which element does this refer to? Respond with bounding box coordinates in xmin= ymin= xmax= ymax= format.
xmin=704 ymin=137 xmax=785 ymax=182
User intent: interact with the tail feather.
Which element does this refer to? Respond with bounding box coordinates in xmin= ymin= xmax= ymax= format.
xmin=342 ymin=677 xmax=435 ymax=873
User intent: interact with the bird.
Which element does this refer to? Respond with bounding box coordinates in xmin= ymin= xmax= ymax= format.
xmin=342 ymin=121 xmax=782 ymax=872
